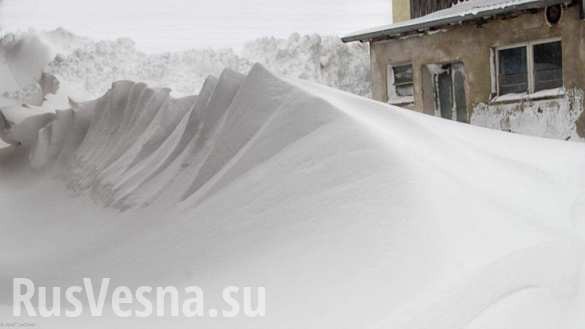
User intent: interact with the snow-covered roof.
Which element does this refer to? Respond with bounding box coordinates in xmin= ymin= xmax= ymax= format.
xmin=342 ymin=0 xmax=572 ymax=42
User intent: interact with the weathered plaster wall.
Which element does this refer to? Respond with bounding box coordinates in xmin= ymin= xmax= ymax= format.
xmin=370 ymin=5 xmax=585 ymax=138
xmin=471 ymin=88 xmax=585 ymax=141
xmin=577 ymin=106 xmax=585 ymax=136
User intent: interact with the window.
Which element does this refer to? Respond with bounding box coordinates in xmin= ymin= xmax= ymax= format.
xmin=533 ymin=41 xmax=563 ymax=92
xmin=498 ymin=47 xmax=528 ymax=94
xmin=387 ymin=64 xmax=414 ymax=104
xmin=496 ymin=40 xmax=563 ymax=96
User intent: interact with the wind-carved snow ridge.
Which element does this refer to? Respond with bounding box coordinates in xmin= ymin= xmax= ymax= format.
xmin=25 ymin=65 xmax=346 ymax=211
xmin=2 ymin=63 xmax=585 ymax=329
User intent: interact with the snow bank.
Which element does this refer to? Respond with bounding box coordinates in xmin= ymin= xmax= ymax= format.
xmin=41 ymin=29 xmax=371 ymax=100
xmin=0 ymin=32 xmax=53 ymax=107
xmin=0 ymin=31 xmax=68 ymax=146
xmin=241 ymin=33 xmax=371 ymax=97
xmin=0 ymin=104 xmax=55 ymax=146
xmin=0 ymin=64 xmax=584 ymax=329
xmin=47 ymin=37 xmax=245 ymax=99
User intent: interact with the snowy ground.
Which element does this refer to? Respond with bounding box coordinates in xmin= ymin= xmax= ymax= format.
xmin=0 ymin=61 xmax=585 ymax=329
xmin=0 ymin=25 xmax=585 ymax=329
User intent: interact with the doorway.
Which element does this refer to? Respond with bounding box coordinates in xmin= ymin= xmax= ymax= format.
xmin=425 ymin=63 xmax=468 ymax=122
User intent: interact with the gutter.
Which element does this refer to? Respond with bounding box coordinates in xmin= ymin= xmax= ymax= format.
xmin=342 ymin=0 xmax=572 ymax=43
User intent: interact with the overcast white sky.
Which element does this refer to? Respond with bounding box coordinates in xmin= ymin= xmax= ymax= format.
xmin=0 ymin=0 xmax=391 ymax=52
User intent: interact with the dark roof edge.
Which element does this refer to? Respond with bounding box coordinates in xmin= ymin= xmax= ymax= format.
xmin=341 ymin=0 xmax=572 ymax=43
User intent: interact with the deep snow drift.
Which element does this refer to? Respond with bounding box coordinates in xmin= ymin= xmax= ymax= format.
xmin=0 ymin=63 xmax=584 ymax=329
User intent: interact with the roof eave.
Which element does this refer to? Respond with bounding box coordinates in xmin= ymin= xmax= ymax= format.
xmin=341 ymin=0 xmax=571 ymax=43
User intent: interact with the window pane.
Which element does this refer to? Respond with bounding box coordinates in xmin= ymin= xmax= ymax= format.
xmin=498 ymin=47 xmax=528 ymax=94
xmin=534 ymin=41 xmax=563 ymax=91
xmin=393 ymin=65 xmax=413 ymax=85
xmin=388 ymin=64 xmax=414 ymax=101
xmin=396 ymin=84 xmax=414 ymax=97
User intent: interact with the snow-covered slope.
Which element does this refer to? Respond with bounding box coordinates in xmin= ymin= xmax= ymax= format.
xmin=0 ymin=64 xmax=584 ymax=329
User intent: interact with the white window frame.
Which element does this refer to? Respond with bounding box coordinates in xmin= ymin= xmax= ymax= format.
xmin=494 ymin=37 xmax=563 ymax=97
xmin=387 ymin=63 xmax=415 ymax=105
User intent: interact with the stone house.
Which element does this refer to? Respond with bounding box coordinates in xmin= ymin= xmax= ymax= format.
xmin=342 ymin=0 xmax=585 ymax=140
